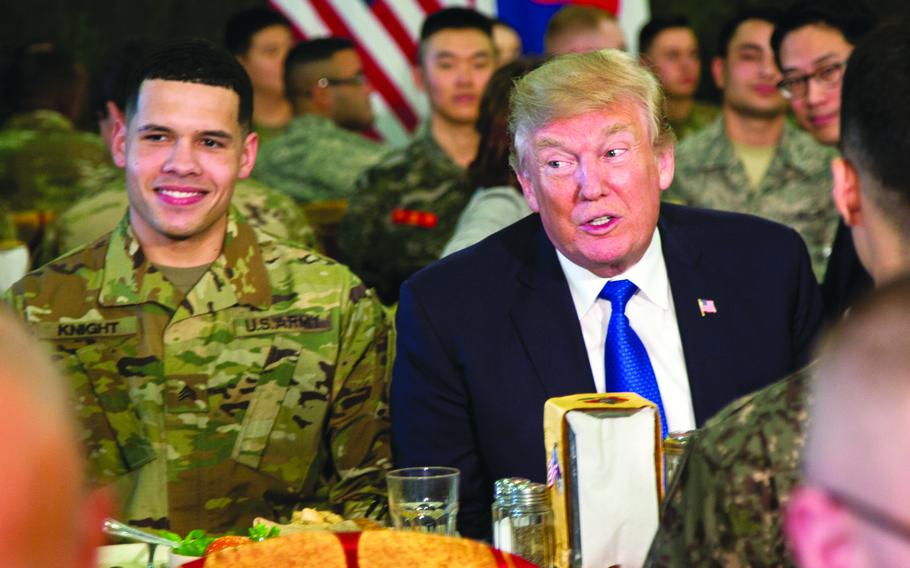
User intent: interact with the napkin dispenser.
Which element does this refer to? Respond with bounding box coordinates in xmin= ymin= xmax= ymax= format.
xmin=543 ymin=393 xmax=664 ymax=568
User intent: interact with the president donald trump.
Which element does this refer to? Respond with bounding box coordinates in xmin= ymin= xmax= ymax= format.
xmin=391 ymin=49 xmax=823 ymax=540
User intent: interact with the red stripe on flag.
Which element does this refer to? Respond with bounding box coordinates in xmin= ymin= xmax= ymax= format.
xmin=308 ymin=0 xmax=419 ymax=131
xmin=417 ymin=0 xmax=443 ymax=13
xmin=370 ymin=0 xmax=418 ymax=65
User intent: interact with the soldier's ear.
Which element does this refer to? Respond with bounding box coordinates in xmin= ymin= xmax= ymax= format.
xmin=237 ymin=130 xmax=258 ymax=179
xmin=785 ymin=485 xmax=861 ymax=568
xmin=711 ymin=56 xmax=726 ymax=91
xmin=832 ymin=157 xmax=862 ymax=227
xmin=111 ymin=114 xmax=128 ymax=169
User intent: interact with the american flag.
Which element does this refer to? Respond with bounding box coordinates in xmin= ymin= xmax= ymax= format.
xmin=271 ymin=0 xmax=649 ymax=144
xmin=697 ymin=298 xmax=717 ymax=317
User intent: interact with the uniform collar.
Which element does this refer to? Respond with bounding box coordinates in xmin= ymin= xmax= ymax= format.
xmin=99 ymin=207 xmax=272 ymax=313
xmin=557 ymin=229 xmax=671 ymax=318
xmin=694 ymin=115 xmax=828 ymax=177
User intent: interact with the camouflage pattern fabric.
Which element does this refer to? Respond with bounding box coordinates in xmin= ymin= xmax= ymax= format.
xmin=254 ymin=114 xmax=388 ymax=203
xmin=668 ymin=100 xmax=721 ymax=141
xmin=0 ymin=110 xmax=111 ymax=213
xmin=666 ymin=116 xmax=839 ymax=280
xmin=645 ymin=367 xmax=811 ymax=567
xmin=337 ymin=127 xmax=471 ymax=304
xmin=5 ymin=207 xmax=393 ymax=534
xmin=42 ymin=172 xmax=319 ymax=263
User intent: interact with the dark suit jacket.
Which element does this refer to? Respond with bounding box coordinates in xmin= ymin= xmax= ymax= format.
xmin=391 ymin=204 xmax=823 ymax=540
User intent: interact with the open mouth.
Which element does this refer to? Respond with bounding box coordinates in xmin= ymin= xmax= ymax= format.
xmin=582 ymin=214 xmax=619 ymax=232
xmin=156 ymin=187 xmax=208 ymax=206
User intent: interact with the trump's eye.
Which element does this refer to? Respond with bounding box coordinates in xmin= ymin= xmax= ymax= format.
xmin=605 ymin=148 xmax=628 ymax=159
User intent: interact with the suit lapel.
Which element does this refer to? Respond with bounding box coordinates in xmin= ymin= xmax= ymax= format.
xmin=659 ymin=208 xmax=736 ymax=423
xmin=509 ymin=219 xmax=596 ymax=398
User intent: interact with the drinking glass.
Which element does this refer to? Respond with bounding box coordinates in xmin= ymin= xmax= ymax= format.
xmin=387 ymin=466 xmax=459 ymax=536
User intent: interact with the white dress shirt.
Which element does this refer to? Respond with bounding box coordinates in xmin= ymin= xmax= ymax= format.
xmin=556 ymin=230 xmax=696 ymax=433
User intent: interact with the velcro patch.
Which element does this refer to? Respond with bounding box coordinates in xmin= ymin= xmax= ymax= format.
xmin=39 ymin=317 xmax=139 ymax=340
xmin=236 ymin=313 xmax=331 ymax=336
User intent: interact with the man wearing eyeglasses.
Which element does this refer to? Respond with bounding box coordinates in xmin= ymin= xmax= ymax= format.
xmin=254 ymin=37 xmax=388 ymax=204
xmin=666 ymin=8 xmax=838 ymax=281
xmin=772 ymin=5 xmax=876 ymax=321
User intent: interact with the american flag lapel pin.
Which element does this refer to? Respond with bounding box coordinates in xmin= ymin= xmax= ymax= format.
xmin=697 ymin=298 xmax=718 ymax=317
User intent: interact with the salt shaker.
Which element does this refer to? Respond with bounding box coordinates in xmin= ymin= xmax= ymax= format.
xmin=492 ymin=477 xmax=527 ymax=553
xmin=509 ymin=481 xmax=554 ymax=568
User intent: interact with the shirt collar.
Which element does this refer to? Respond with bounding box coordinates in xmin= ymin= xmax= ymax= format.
xmin=99 ymin=206 xmax=272 ymax=312
xmin=556 ymin=229 xmax=670 ymax=318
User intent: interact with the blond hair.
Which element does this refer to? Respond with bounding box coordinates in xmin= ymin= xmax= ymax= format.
xmin=508 ymin=49 xmax=673 ymax=175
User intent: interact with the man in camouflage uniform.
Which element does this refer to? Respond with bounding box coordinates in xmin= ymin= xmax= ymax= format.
xmin=666 ymin=9 xmax=838 ymax=280
xmin=638 ymin=16 xmax=719 ymax=141
xmin=337 ymin=8 xmax=495 ymax=304
xmin=5 ymin=40 xmax=391 ymax=534
xmin=646 ymin=23 xmax=909 ymax=567
xmin=254 ymin=37 xmax=388 ymax=203
xmin=0 ymin=44 xmax=111 ymax=251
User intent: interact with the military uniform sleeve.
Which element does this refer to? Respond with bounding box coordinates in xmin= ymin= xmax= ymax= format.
xmin=646 ymin=387 xmax=803 ymax=568
xmin=337 ymin=166 xmax=394 ymax=302
xmin=326 ymin=273 xmax=393 ymax=519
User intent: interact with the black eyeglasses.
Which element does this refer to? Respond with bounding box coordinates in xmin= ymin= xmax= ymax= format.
xmin=316 ymin=72 xmax=367 ymax=88
xmin=824 ymin=485 xmax=910 ymax=542
xmin=777 ymin=61 xmax=846 ymax=100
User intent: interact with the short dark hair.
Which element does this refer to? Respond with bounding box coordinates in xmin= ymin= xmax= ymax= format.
xmin=418 ymin=7 xmax=493 ymax=63
xmin=124 ymin=39 xmax=253 ymax=131
xmin=225 ymin=7 xmax=291 ymax=56
xmin=639 ymin=16 xmax=693 ymax=55
xmin=90 ymin=38 xmax=155 ymax=120
xmin=284 ymin=37 xmax=355 ymax=100
xmin=770 ymin=1 xmax=876 ymax=69
xmin=717 ymin=7 xmax=782 ymax=57
xmin=7 ymin=43 xmax=83 ymax=115
xmin=840 ymin=22 xmax=910 ymax=233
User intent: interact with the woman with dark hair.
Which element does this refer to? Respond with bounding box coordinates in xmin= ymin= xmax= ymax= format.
xmin=441 ymin=57 xmax=542 ymax=257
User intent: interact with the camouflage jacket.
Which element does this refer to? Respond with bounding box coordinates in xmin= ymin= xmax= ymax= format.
xmin=646 ymin=367 xmax=811 ymax=567
xmin=253 ymin=114 xmax=388 ymax=203
xmin=666 ymin=116 xmax=838 ymax=280
xmin=5 ymin=208 xmax=392 ymax=534
xmin=42 ymin=173 xmax=319 ymax=263
xmin=668 ymin=100 xmax=721 ymax=141
xmin=0 ymin=110 xmax=111 ymax=213
xmin=337 ymin=127 xmax=471 ymax=304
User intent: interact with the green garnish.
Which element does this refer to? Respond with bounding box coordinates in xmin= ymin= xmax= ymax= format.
xmin=159 ymin=528 xmax=216 ymax=556
xmin=248 ymin=523 xmax=281 ymax=542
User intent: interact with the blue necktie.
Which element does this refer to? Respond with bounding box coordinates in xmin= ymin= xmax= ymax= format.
xmin=600 ymin=279 xmax=668 ymax=439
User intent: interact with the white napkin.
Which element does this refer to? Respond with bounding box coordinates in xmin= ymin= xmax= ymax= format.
xmin=566 ymin=407 xmax=659 ymax=568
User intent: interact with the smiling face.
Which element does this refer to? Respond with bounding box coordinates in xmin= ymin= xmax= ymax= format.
xmin=714 ymin=19 xmax=788 ymax=118
xmin=418 ymin=28 xmax=495 ymax=126
xmin=517 ymin=102 xmax=674 ymax=277
xmin=645 ymin=27 xmax=701 ymax=99
xmin=113 ymin=79 xmax=257 ymax=251
xmin=780 ymin=24 xmax=853 ymax=146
